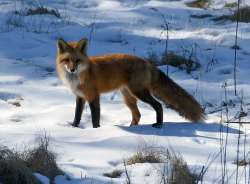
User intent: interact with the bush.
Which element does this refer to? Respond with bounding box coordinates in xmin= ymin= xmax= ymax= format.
xmin=0 ymin=134 xmax=62 ymax=184
xmin=23 ymin=135 xmax=63 ymax=181
xmin=0 ymin=147 xmax=41 ymax=184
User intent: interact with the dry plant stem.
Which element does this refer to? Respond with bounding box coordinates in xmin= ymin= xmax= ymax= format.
xmin=244 ymin=128 xmax=247 ymax=184
xmin=234 ymin=0 xmax=240 ymax=96
xmin=222 ymin=82 xmax=230 ymax=184
xmin=123 ymin=160 xmax=131 ymax=184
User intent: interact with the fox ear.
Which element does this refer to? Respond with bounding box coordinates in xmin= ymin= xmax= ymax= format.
xmin=57 ymin=39 xmax=70 ymax=53
xmin=77 ymin=38 xmax=88 ymax=54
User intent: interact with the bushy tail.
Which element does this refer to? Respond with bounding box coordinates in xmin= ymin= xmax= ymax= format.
xmin=151 ymin=69 xmax=205 ymax=122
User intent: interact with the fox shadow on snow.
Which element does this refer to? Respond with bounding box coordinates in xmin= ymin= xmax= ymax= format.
xmin=117 ymin=122 xmax=240 ymax=140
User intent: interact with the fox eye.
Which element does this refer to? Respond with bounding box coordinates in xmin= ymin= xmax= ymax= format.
xmin=61 ymin=58 xmax=69 ymax=63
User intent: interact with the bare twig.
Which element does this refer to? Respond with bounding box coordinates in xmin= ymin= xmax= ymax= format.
xmin=233 ymin=0 xmax=240 ymax=96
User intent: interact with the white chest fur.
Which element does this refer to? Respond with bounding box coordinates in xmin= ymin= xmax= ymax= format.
xmin=64 ymin=72 xmax=84 ymax=98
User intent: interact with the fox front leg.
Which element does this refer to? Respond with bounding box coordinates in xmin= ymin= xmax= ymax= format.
xmin=72 ymin=97 xmax=85 ymax=127
xmin=89 ymin=97 xmax=100 ymax=128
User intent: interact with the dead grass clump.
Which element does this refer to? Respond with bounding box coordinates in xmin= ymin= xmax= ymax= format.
xmin=0 ymin=147 xmax=41 ymax=184
xmin=186 ymin=0 xmax=210 ymax=9
xmin=167 ymin=151 xmax=197 ymax=184
xmin=103 ymin=169 xmax=123 ymax=178
xmin=231 ymin=6 xmax=250 ymax=23
xmin=146 ymin=50 xmax=161 ymax=66
xmin=0 ymin=134 xmax=62 ymax=184
xmin=224 ymin=2 xmax=238 ymax=8
xmin=126 ymin=146 xmax=163 ymax=165
xmin=213 ymin=6 xmax=250 ymax=23
xmin=26 ymin=7 xmax=60 ymax=18
xmin=162 ymin=52 xmax=201 ymax=74
xmin=23 ymin=135 xmax=63 ymax=181
xmin=190 ymin=14 xmax=213 ymax=19
xmin=233 ymin=159 xmax=250 ymax=166
xmin=125 ymin=146 xmax=197 ymax=183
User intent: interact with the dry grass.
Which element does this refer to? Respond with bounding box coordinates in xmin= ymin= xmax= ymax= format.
xmin=0 ymin=134 xmax=62 ymax=184
xmin=23 ymin=134 xmax=63 ymax=181
xmin=167 ymin=151 xmax=197 ymax=184
xmin=125 ymin=145 xmax=197 ymax=183
xmin=224 ymin=2 xmax=238 ymax=8
xmin=126 ymin=146 xmax=163 ymax=165
xmin=233 ymin=159 xmax=250 ymax=166
xmin=0 ymin=147 xmax=41 ymax=184
xmin=26 ymin=7 xmax=60 ymax=18
xmin=146 ymin=51 xmax=201 ymax=73
xmin=146 ymin=50 xmax=162 ymax=66
xmin=213 ymin=6 xmax=250 ymax=23
xmin=103 ymin=169 xmax=123 ymax=178
xmin=186 ymin=0 xmax=210 ymax=9
xmin=162 ymin=52 xmax=201 ymax=74
xmin=190 ymin=14 xmax=213 ymax=19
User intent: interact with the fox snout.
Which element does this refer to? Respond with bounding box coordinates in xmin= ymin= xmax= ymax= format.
xmin=64 ymin=63 xmax=77 ymax=73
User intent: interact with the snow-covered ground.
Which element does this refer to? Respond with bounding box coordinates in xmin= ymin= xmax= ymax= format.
xmin=0 ymin=0 xmax=250 ymax=183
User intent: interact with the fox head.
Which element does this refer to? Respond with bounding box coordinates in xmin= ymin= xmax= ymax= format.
xmin=56 ymin=38 xmax=89 ymax=74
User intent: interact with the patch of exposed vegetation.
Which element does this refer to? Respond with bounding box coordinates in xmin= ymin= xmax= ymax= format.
xmin=23 ymin=135 xmax=63 ymax=181
xmin=213 ymin=6 xmax=250 ymax=23
xmin=224 ymin=2 xmax=238 ymax=9
xmin=103 ymin=169 xmax=123 ymax=178
xmin=125 ymin=145 xmax=197 ymax=184
xmin=0 ymin=134 xmax=62 ymax=184
xmin=146 ymin=51 xmax=201 ymax=74
xmin=0 ymin=147 xmax=41 ymax=184
xmin=186 ymin=0 xmax=210 ymax=9
xmin=190 ymin=14 xmax=213 ymax=19
xmin=162 ymin=52 xmax=201 ymax=74
xmin=14 ymin=7 xmax=60 ymax=18
xmin=233 ymin=159 xmax=250 ymax=166
xmin=126 ymin=146 xmax=163 ymax=165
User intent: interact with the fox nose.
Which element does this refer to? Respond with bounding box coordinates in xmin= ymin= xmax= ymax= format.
xmin=70 ymin=69 xmax=75 ymax=73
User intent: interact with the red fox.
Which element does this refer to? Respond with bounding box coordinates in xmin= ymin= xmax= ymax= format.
xmin=56 ymin=38 xmax=204 ymax=128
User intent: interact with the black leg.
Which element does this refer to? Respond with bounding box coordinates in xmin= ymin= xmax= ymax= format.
xmin=89 ymin=97 xmax=100 ymax=128
xmin=133 ymin=89 xmax=163 ymax=128
xmin=72 ymin=97 xmax=85 ymax=127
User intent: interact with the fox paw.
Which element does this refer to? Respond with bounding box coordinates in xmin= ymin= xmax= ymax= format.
xmin=72 ymin=122 xmax=79 ymax=127
xmin=152 ymin=123 xmax=162 ymax=129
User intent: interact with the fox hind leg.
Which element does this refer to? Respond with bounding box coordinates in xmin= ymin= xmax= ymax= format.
xmin=89 ymin=96 xmax=100 ymax=128
xmin=129 ymin=88 xmax=163 ymax=128
xmin=121 ymin=88 xmax=141 ymax=126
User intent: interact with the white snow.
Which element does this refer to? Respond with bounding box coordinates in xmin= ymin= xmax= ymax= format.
xmin=0 ymin=0 xmax=250 ymax=183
